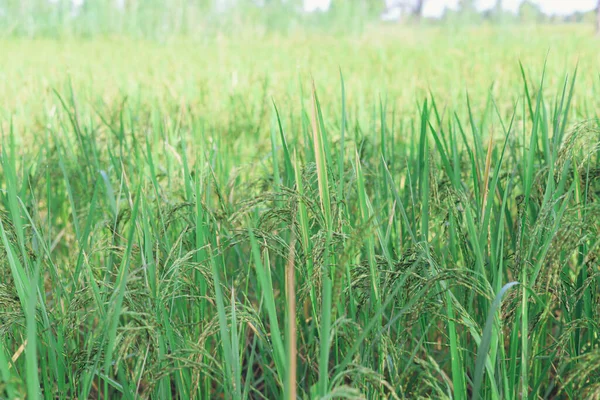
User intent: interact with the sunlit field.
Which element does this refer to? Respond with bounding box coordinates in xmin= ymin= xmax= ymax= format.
xmin=2 ymin=23 xmax=600 ymax=399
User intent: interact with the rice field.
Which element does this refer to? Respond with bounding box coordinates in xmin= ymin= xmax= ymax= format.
xmin=2 ymin=23 xmax=600 ymax=399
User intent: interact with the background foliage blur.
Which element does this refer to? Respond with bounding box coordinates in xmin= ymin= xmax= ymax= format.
xmin=1 ymin=0 xmax=599 ymax=38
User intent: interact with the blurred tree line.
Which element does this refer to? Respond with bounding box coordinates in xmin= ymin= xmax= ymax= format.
xmin=0 ymin=0 xmax=599 ymax=38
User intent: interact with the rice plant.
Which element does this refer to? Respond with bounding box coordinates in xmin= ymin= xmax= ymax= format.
xmin=1 ymin=23 xmax=600 ymax=400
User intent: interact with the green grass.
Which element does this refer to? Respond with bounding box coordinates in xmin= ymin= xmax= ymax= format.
xmin=2 ymin=24 xmax=600 ymax=399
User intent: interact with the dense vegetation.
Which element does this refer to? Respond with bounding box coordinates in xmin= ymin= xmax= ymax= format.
xmin=1 ymin=17 xmax=600 ymax=400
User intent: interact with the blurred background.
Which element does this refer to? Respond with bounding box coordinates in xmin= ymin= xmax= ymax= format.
xmin=1 ymin=0 xmax=599 ymax=38
xmin=3 ymin=0 xmax=599 ymax=136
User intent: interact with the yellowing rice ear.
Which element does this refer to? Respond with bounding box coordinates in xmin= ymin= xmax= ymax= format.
xmin=10 ymin=340 xmax=27 ymax=366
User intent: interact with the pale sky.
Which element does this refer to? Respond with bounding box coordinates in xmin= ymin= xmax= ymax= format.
xmin=305 ymin=0 xmax=598 ymax=17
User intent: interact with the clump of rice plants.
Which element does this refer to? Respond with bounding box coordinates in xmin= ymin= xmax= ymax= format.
xmin=1 ymin=40 xmax=600 ymax=399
